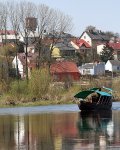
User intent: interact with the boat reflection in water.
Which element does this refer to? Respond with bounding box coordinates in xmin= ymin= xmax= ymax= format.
xmin=77 ymin=110 xmax=113 ymax=149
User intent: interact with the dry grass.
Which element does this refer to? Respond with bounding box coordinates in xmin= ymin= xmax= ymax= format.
xmin=0 ymin=75 xmax=119 ymax=107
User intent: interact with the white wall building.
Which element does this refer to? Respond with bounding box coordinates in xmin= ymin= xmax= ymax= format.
xmin=79 ymin=62 xmax=105 ymax=75
xmin=97 ymin=44 xmax=105 ymax=55
xmin=105 ymin=60 xmax=120 ymax=72
xmin=12 ymin=55 xmax=25 ymax=78
xmin=80 ymin=32 xmax=92 ymax=46
xmin=0 ymin=30 xmax=19 ymax=43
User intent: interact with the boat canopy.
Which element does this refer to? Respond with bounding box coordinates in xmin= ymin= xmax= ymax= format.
xmin=102 ymin=86 xmax=113 ymax=92
xmin=96 ymin=90 xmax=112 ymax=96
xmin=89 ymin=87 xmax=100 ymax=91
xmin=74 ymin=88 xmax=112 ymax=99
xmin=74 ymin=90 xmax=95 ymax=99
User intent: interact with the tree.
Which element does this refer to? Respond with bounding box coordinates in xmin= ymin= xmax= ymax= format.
xmin=35 ymin=4 xmax=53 ymax=68
xmin=0 ymin=44 xmax=16 ymax=80
xmin=0 ymin=2 xmax=8 ymax=45
xmin=47 ymin=9 xmax=73 ymax=68
xmin=18 ymin=1 xmax=37 ymax=81
xmin=35 ymin=5 xmax=73 ymax=68
xmin=8 ymin=1 xmax=21 ymax=79
xmin=0 ymin=1 xmax=73 ymax=81
xmin=85 ymin=25 xmax=96 ymax=32
xmin=100 ymin=44 xmax=114 ymax=63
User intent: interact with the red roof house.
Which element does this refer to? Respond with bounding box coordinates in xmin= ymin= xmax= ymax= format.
xmin=107 ymin=42 xmax=120 ymax=60
xmin=76 ymin=39 xmax=91 ymax=48
xmin=50 ymin=61 xmax=80 ymax=81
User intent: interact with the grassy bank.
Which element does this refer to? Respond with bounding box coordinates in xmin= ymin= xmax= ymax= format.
xmin=0 ymin=70 xmax=119 ymax=108
xmin=0 ymin=82 xmax=81 ymax=107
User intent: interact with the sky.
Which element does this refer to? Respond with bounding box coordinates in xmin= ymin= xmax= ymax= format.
xmin=4 ymin=0 xmax=120 ymax=36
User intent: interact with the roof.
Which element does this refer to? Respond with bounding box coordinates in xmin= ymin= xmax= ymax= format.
xmin=81 ymin=31 xmax=110 ymax=41
xmin=108 ymin=60 xmax=120 ymax=66
xmin=54 ymin=41 xmax=76 ymax=51
xmin=0 ymin=30 xmax=17 ymax=35
xmin=50 ymin=61 xmax=79 ymax=73
xmin=81 ymin=63 xmax=95 ymax=69
xmin=75 ymin=39 xmax=91 ymax=48
xmin=74 ymin=87 xmax=112 ymax=99
xmin=46 ymin=32 xmax=74 ymax=39
xmin=108 ymin=42 xmax=120 ymax=50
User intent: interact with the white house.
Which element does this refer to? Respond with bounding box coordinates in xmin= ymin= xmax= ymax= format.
xmin=79 ymin=62 xmax=105 ymax=75
xmin=12 ymin=52 xmax=38 ymax=78
xmin=80 ymin=30 xmax=110 ymax=48
xmin=80 ymin=31 xmax=92 ymax=46
xmin=105 ymin=60 xmax=120 ymax=72
xmin=0 ymin=30 xmax=19 ymax=43
xmin=12 ymin=53 xmax=26 ymax=78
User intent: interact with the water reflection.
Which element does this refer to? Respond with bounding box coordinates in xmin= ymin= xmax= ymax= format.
xmin=77 ymin=110 xmax=113 ymax=149
xmin=0 ymin=108 xmax=120 ymax=149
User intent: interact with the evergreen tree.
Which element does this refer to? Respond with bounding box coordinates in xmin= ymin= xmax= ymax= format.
xmin=100 ymin=45 xmax=114 ymax=63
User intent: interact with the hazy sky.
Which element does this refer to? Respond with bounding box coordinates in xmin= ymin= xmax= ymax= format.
xmin=5 ymin=0 xmax=120 ymax=36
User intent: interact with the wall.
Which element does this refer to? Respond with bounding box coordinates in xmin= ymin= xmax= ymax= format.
xmin=81 ymin=32 xmax=92 ymax=46
xmin=105 ymin=61 xmax=112 ymax=71
xmin=97 ymin=44 xmax=105 ymax=55
xmin=12 ymin=56 xmax=24 ymax=78
xmin=94 ymin=63 xmax=105 ymax=75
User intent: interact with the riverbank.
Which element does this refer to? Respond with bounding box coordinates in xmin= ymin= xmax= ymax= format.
xmin=0 ymin=75 xmax=119 ymax=108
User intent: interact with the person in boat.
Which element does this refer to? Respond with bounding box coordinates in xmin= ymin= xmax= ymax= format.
xmin=87 ymin=92 xmax=100 ymax=103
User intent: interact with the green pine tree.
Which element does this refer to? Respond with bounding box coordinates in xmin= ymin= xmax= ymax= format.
xmin=100 ymin=44 xmax=114 ymax=63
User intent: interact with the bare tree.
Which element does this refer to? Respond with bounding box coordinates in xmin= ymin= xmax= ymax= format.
xmin=31 ymin=4 xmax=73 ymax=69
xmin=47 ymin=9 xmax=73 ymax=67
xmin=35 ymin=4 xmax=53 ymax=68
xmin=0 ymin=2 xmax=8 ymax=45
xmin=0 ymin=1 xmax=73 ymax=81
xmin=8 ymin=1 xmax=21 ymax=79
xmin=0 ymin=2 xmax=10 ymax=81
xmin=18 ymin=1 xmax=37 ymax=81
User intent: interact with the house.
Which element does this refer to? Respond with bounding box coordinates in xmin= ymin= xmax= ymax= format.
xmin=52 ymin=40 xmax=76 ymax=58
xmin=50 ymin=61 xmax=80 ymax=81
xmin=105 ymin=60 xmax=120 ymax=72
xmin=107 ymin=42 xmax=120 ymax=60
xmin=12 ymin=52 xmax=38 ymax=78
xmin=80 ymin=30 xmax=110 ymax=47
xmin=71 ymin=39 xmax=91 ymax=52
xmin=80 ymin=30 xmax=111 ymax=60
xmin=0 ymin=30 xmax=19 ymax=45
xmin=79 ymin=62 xmax=105 ymax=75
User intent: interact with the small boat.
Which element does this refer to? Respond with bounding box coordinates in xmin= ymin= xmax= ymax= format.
xmin=74 ymin=87 xmax=113 ymax=111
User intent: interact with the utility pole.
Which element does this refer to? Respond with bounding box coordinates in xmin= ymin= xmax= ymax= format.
xmin=25 ymin=30 xmax=28 ymax=82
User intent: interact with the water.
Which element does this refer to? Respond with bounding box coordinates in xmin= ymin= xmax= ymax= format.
xmin=0 ymin=103 xmax=120 ymax=150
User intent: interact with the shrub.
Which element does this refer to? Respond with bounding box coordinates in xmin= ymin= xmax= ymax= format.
xmin=10 ymin=80 xmax=28 ymax=96
xmin=28 ymin=68 xmax=51 ymax=99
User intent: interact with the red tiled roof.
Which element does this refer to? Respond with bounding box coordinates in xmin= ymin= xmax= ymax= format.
xmin=108 ymin=42 xmax=120 ymax=50
xmin=75 ymin=39 xmax=91 ymax=48
xmin=50 ymin=61 xmax=79 ymax=73
xmin=0 ymin=30 xmax=17 ymax=35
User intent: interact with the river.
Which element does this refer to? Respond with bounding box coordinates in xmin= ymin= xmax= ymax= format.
xmin=0 ymin=103 xmax=120 ymax=150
